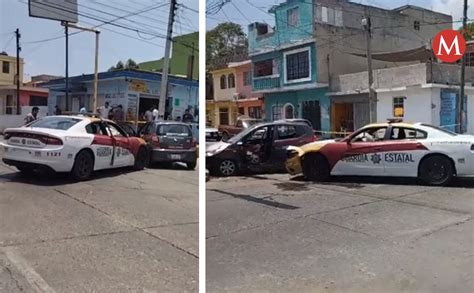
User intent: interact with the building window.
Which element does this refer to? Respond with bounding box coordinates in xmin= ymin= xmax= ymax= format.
xmin=272 ymin=104 xmax=283 ymax=121
xmin=228 ymin=73 xmax=235 ymax=88
xmin=2 ymin=61 xmax=9 ymax=74
xmin=238 ymin=107 xmax=245 ymax=115
xmin=393 ymin=97 xmax=405 ymax=117
xmin=243 ymin=71 xmax=252 ymax=86
xmin=249 ymin=106 xmax=262 ymax=119
xmin=254 ymin=59 xmax=277 ymax=77
xmin=414 ymin=21 xmax=420 ymax=30
xmin=284 ymin=103 xmax=295 ymax=119
xmin=285 ymin=48 xmax=310 ymax=82
xmin=287 ymin=7 xmax=299 ymax=27
xmin=5 ymin=94 xmax=14 ymax=114
xmin=219 ymin=107 xmax=229 ymax=125
xmin=319 ymin=6 xmax=342 ymax=26
xmin=220 ymin=75 xmax=227 ymax=89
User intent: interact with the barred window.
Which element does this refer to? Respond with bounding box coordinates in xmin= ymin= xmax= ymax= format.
xmin=286 ymin=50 xmax=310 ymax=81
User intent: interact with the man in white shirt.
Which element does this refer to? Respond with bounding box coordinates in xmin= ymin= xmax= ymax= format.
xmin=152 ymin=105 xmax=159 ymax=121
xmin=98 ymin=102 xmax=110 ymax=119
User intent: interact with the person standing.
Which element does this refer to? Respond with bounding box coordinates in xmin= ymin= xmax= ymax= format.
xmin=54 ymin=105 xmax=62 ymax=115
xmin=113 ymin=105 xmax=125 ymax=122
xmin=24 ymin=107 xmax=39 ymax=125
xmin=182 ymin=109 xmax=194 ymax=123
xmin=144 ymin=107 xmax=154 ymax=122
xmin=152 ymin=105 xmax=159 ymax=122
xmin=98 ymin=101 xmax=110 ymax=119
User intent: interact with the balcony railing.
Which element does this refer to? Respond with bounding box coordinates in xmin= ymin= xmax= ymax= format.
xmin=253 ymin=75 xmax=280 ymax=91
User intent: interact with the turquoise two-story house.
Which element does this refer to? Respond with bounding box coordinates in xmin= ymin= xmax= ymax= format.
xmin=248 ymin=0 xmax=330 ymax=132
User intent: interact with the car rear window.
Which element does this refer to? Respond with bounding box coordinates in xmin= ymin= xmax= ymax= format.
xmin=157 ymin=124 xmax=192 ymax=136
xmin=27 ymin=117 xmax=81 ymax=130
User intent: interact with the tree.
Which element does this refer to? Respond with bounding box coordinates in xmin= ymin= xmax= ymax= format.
xmin=459 ymin=22 xmax=474 ymax=41
xmin=206 ymin=22 xmax=248 ymax=69
xmin=108 ymin=59 xmax=139 ymax=71
xmin=125 ymin=58 xmax=138 ymax=69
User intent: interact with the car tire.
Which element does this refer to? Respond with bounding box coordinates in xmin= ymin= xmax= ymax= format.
xmin=71 ymin=150 xmax=94 ymax=181
xmin=133 ymin=146 xmax=149 ymax=170
xmin=221 ymin=132 xmax=229 ymax=142
xmin=218 ymin=159 xmax=237 ymax=176
xmin=186 ymin=161 xmax=197 ymax=170
xmin=419 ymin=155 xmax=453 ymax=186
xmin=303 ymin=153 xmax=330 ymax=182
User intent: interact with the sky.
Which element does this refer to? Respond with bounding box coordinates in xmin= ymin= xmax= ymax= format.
xmin=206 ymin=0 xmax=472 ymax=30
xmin=0 ymin=0 xmax=199 ymax=80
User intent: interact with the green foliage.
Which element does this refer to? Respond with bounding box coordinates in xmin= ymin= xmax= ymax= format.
xmin=206 ymin=22 xmax=248 ymax=69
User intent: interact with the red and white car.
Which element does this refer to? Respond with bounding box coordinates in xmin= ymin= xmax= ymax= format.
xmin=1 ymin=115 xmax=150 ymax=180
xmin=286 ymin=122 xmax=474 ymax=186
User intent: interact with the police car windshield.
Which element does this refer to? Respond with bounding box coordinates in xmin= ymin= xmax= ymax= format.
xmin=420 ymin=124 xmax=457 ymax=136
xmin=27 ymin=117 xmax=81 ymax=130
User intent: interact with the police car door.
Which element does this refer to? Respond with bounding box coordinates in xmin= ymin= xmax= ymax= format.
xmin=333 ymin=126 xmax=387 ymax=176
xmin=86 ymin=121 xmax=114 ymax=170
xmin=106 ymin=122 xmax=134 ymax=167
xmin=381 ymin=126 xmax=428 ymax=177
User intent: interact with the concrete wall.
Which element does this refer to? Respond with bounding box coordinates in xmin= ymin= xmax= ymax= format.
xmin=313 ymin=2 xmax=452 ymax=84
xmin=377 ymin=86 xmax=474 ymax=134
xmin=333 ymin=63 xmax=428 ymax=93
xmin=0 ymin=106 xmax=48 ymax=132
xmin=333 ymin=63 xmax=474 ymax=93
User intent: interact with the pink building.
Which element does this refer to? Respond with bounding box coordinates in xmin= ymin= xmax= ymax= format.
xmin=228 ymin=60 xmax=264 ymax=119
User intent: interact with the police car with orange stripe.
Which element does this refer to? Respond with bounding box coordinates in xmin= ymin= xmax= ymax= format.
xmin=286 ymin=121 xmax=474 ymax=186
xmin=1 ymin=115 xmax=150 ymax=180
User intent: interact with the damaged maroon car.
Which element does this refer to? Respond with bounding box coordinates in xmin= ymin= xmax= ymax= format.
xmin=206 ymin=121 xmax=317 ymax=176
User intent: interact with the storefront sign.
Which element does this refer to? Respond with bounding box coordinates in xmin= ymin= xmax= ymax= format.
xmin=128 ymin=80 xmax=148 ymax=93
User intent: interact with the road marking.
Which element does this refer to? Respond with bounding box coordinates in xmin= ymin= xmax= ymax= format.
xmin=1 ymin=247 xmax=56 ymax=293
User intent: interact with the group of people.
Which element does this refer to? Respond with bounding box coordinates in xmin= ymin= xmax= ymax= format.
xmin=143 ymin=105 xmax=194 ymax=123
xmin=24 ymin=102 xmax=195 ymax=125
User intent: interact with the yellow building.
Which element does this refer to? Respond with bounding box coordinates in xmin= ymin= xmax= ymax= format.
xmin=207 ymin=67 xmax=240 ymax=127
xmin=0 ymin=52 xmax=23 ymax=86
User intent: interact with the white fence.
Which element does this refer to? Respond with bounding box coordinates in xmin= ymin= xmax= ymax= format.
xmin=0 ymin=106 xmax=48 ymax=133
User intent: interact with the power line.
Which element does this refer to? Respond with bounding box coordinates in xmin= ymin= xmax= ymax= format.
xmin=24 ymin=0 xmax=198 ymax=52
xmin=2 ymin=34 xmax=15 ymax=51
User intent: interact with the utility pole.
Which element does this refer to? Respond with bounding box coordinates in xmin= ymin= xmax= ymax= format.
xmin=363 ymin=11 xmax=376 ymax=123
xmin=159 ymin=0 xmax=177 ymax=118
xmin=63 ymin=23 xmax=100 ymax=113
xmin=459 ymin=0 xmax=468 ymax=133
xmin=15 ymin=28 xmax=21 ymax=115
xmin=187 ymin=42 xmax=195 ymax=80
xmin=65 ymin=22 xmax=69 ymax=111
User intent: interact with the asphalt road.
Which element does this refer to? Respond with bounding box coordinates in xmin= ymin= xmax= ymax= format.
xmin=0 ymin=140 xmax=198 ymax=292
xmin=207 ymin=174 xmax=474 ymax=292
